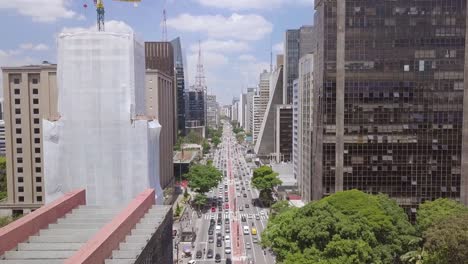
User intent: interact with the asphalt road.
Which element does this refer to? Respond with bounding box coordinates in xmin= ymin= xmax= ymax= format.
xmin=189 ymin=123 xmax=275 ymax=264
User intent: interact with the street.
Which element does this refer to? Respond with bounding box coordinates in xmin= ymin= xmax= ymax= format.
xmin=186 ymin=123 xmax=275 ymax=264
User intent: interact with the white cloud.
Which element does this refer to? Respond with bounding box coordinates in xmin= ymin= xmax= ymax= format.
xmin=190 ymin=40 xmax=250 ymax=54
xmin=194 ymin=0 xmax=314 ymax=10
xmin=0 ymin=0 xmax=76 ymax=22
xmin=19 ymin=43 xmax=49 ymax=51
xmin=273 ymin=42 xmax=284 ymax=54
xmin=167 ymin=13 xmax=273 ymax=41
xmin=61 ymin=20 xmax=133 ymax=34
xmin=187 ymin=51 xmax=229 ymax=86
xmin=238 ymin=54 xmax=256 ymax=62
xmin=0 ymin=50 xmax=37 ymax=98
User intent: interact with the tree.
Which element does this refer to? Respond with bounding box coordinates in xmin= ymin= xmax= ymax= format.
xmin=186 ymin=164 xmax=222 ymax=194
xmin=202 ymin=140 xmax=211 ymax=154
xmin=193 ymin=194 xmax=208 ymax=210
xmin=423 ymin=213 xmax=468 ymax=264
xmin=416 ymin=198 xmax=468 ymax=233
xmin=262 ymin=190 xmax=417 ymax=264
xmin=236 ymin=134 xmax=245 ymax=144
xmin=186 ymin=131 xmax=203 ymax=144
xmin=212 ymin=136 xmax=221 ymax=148
xmin=251 ymin=166 xmax=282 ymax=206
xmin=270 ymin=200 xmax=291 ymax=219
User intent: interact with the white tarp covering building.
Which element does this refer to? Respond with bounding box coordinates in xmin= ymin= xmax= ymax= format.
xmin=43 ymin=27 xmax=163 ymax=206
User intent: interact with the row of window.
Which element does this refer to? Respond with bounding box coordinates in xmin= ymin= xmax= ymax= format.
xmin=18 ymin=186 xmax=42 ymax=192
xmin=13 ymin=78 xmax=39 ymax=85
xmin=17 ymin=157 xmax=41 ymax=163
xmin=17 ymin=196 xmax=42 ymax=202
xmin=16 ymin=138 xmax=40 ymax=144
xmin=17 ymin=167 xmax=41 ymax=173
xmin=16 ymin=147 xmax=41 ymax=154
xmin=14 ymin=98 xmax=39 ymax=105
xmin=14 ymin=88 xmax=39 ymax=95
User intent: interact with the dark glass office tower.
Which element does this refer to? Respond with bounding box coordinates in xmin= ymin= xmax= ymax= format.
xmin=310 ymin=0 xmax=468 ymax=215
xmin=171 ymin=38 xmax=186 ymax=134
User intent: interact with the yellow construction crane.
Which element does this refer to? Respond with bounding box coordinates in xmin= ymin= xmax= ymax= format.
xmin=96 ymin=0 xmax=141 ymax=31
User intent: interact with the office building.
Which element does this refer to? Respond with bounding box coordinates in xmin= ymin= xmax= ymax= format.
xmin=238 ymin=93 xmax=247 ymax=129
xmin=43 ymin=30 xmax=163 ymax=206
xmin=231 ymin=97 xmax=239 ymax=124
xmin=298 ymin=54 xmax=314 ymax=202
xmin=276 ymin=104 xmax=293 ymax=162
xmin=283 ymin=26 xmax=314 ymax=104
xmin=310 ymin=0 xmax=468 ymax=212
xmin=253 ymin=70 xmax=270 ymax=143
xmin=245 ymin=87 xmax=256 ymax=133
xmin=185 ymin=90 xmax=206 ymax=137
xmin=145 ymin=42 xmax=174 ymax=77
xmin=0 ymin=120 xmax=5 ymax=156
xmin=207 ymin=94 xmax=219 ymax=128
xmin=146 ymin=69 xmax=175 ymax=190
xmin=293 ymin=79 xmax=300 ymax=181
xmin=1 ymin=63 xmax=58 ymax=209
xmin=171 ymin=37 xmax=186 ymax=134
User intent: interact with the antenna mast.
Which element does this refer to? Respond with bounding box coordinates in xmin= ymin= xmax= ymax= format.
xmin=162 ymin=9 xmax=168 ymax=41
xmin=97 ymin=0 xmax=105 ymax=31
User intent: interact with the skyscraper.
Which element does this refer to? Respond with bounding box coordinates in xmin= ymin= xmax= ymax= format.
xmin=253 ymin=70 xmax=270 ymax=143
xmin=309 ymin=0 xmax=468 ymax=213
xmin=283 ymin=26 xmax=314 ymax=104
xmin=171 ymin=37 xmax=186 ymax=135
xmin=207 ymin=94 xmax=219 ymax=128
xmin=245 ymin=87 xmax=256 ymax=133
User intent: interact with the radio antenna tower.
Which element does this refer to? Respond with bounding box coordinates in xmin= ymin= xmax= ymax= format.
xmin=195 ymin=40 xmax=206 ymax=92
xmin=162 ymin=9 xmax=168 ymax=41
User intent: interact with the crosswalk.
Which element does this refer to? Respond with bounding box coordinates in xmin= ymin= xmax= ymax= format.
xmin=203 ymin=212 xmax=269 ymax=220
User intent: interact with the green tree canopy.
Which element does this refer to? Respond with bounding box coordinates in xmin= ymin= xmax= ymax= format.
xmin=416 ymin=198 xmax=468 ymax=233
xmin=186 ymin=131 xmax=203 ymax=144
xmin=423 ymin=213 xmax=468 ymax=264
xmin=202 ymin=140 xmax=211 ymax=154
xmin=193 ymin=193 xmax=208 ymax=209
xmin=251 ymin=166 xmax=282 ymax=191
xmin=212 ymin=136 xmax=221 ymax=148
xmin=236 ymin=134 xmax=245 ymax=144
xmin=262 ymin=190 xmax=417 ymax=264
xmin=186 ymin=164 xmax=222 ymax=194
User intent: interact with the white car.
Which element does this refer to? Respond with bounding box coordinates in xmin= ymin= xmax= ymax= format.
xmin=248 ymin=214 xmax=253 ymax=219
xmin=260 ymin=211 xmax=265 ymax=215
xmin=188 ymin=260 xmax=197 ymax=264
xmin=225 ymin=235 xmax=231 ymax=242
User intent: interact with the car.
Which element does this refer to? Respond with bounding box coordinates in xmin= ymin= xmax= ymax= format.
xmin=242 ymin=187 xmax=245 ymax=190
xmin=237 ymin=193 xmax=240 ymax=197
xmin=208 ymin=229 xmax=213 ymax=235
xmin=241 ymin=216 xmax=246 ymax=222
xmin=260 ymin=211 xmax=265 ymax=216
xmin=218 ymin=213 xmax=222 ymax=218
xmin=210 ymin=219 xmax=215 ymax=225
xmin=255 ymin=214 xmax=260 ymax=220
xmin=239 ymin=206 xmax=243 ymax=211
xmin=225 ymin=197 xmax=229 ymax=202
xmin=248 ymin=214 xmax=253 ymax=219
xmin=226 ymin=258 xmax=232 ymax=264
xmin=253 ymin=237 xmax=258 ymax=243
xmin=246 ymin=242 xmax=251 ymax=249
xmin=209 ymin=235 xmax=214 ymax=243
xmin=188 ymin=260 xmax=197 ymax=264
xmin=225 ymin=235 xmax=231 ymax=242
xmin=211 ymin=207 xmax=216 ymax=212
xmin=251 ymin=228 xmax=257 ymax=235
xmin=225 ymin=204 xmax=229 ymax=209
xmin=172 ymin=230 xmax=177 ymax=237
xmin=226 ymin=217 xmax=230 ymax=223
xmin=217 ymin=218 xmax=222 ymax=225
xmin=215 ymin=253 xmax=222 ymax=262
xmin=243 ymin=193 xmax=247 ymax=198
xmin=217 ymin=240 xmax=222 ymax=247
xmin=245 ymin=204 xmax=250 ymax=208
xmin=196 ymin=250 xmax=202 ymax=258
xmin=207 ymin=249 xmax=214 ymax=258
xmin=225 ymin=227 xmax=230 ymax=233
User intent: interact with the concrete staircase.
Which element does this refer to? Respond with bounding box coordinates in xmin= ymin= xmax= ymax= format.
xmin=105 ymin=205 xmax=171 ymax=264
xmin=0 ymin=205 xmax=122 ymax=264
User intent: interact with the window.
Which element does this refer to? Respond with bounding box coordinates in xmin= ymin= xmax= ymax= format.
xmin=34 ymin=128 xmax=40 ymax=134
xmin=16 ymin=128 xmax=21 ymax=134
xmin=17 ymin=157 xmax=23 ymax=163
xmin=34 ymin=138 xmax=40 ymax=144
xmin=15 ymin=118 xmax=21 ymax=124
xmin=35 ymin=157 xmax=41 ymax=163
xmin=17 ymin=167 xmax=23 ymax=173
xmin=18 ymin=187 xmax=24 ymax=192
xmin=32 ymin=78 xmax=38 ymax=84
xmin=18 ymin=196 xmax=24 ymax=202
xmin=14 ymin=89 xmax=20 ymax=95
xmin=33 ymin=89 xmax=38 ymax=94
xmin=36 ymin=186 xmax=42 ymax=192
xmin=35 ymin=167 xmax=41 ymax=173
xmin=36 ymin=196 xmax=42 ymax=202
xmin=15 ymin=108 xmax=21 ymax=115
xmin=18 ymin=177 xmax=23 ymax=183
xmin=35 ymin=148 xmax=40 ymax=154
xmin=33 ymin=98 xmax=39 ymax=104
xmin=16 ymin=138 xmax=22 ymax=144
xmin=36 ymin=177 xmax=42 ymax=183
xmin=15 ymin=99 xmax=20 ymax=105
xmin=33 ymin=108 xmax=39 ymax=114
xmin=13 ymin=78 xmax=20 ymax=84
xmin=17 ymin=148 xmax=22 ymax=154
xmin=34 ymin=118 xmax=40 ymax=124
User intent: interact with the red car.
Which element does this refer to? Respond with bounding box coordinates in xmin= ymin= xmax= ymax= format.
xmin=211 ymin=207 xmax=216 ymax=212
xmin=225 ymin=204 xmax=229 ymax=209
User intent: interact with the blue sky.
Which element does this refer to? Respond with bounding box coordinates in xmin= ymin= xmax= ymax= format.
xmin=0 ymin=0 xmax=315 ymax=104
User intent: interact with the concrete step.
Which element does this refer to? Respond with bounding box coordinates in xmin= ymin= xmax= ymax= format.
xmin=4 ymin=250 xmax=74 ymax=259
xmin=0 ymin=260 xmax=64 ymax=264
xmin=124 ymin=235 xmax=150 ymax=243
xmin=117 ymin=242 xmax=146 ymax=251
xmin=111 ymin=249 xmax=141 ymax=259
xmin=135 ymin=223 xmax=158 ymax=230
xmin=29 ymin=233 xmax=90 ymax=243
xmin=71 ymin=208 xmax=121 ymax=214
xmin=17 ymin=242 xmax=83 ymax=251
xmin=40 ymin=228 xmax=97 ymax=236
xmin=48 ymin=223 xmax=103 ymax=229
xmin=105 ymin=259 xmax=136 ymax=264
xmin=130 ymin=228 xmax=154 ymax=236
xmin=57 ymin=217 xmax=110 ymax=224
xmin=63 ymin=213 xmax=114 ymax=219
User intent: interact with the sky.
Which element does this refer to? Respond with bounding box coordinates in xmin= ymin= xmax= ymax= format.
xmin=0 ymin=0 xmax=315 ymax=104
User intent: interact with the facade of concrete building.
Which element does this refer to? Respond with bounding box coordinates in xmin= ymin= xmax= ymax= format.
xmin=185 ymin=90 xmax=205 ymax=127
xmin=283 ymin=26 xmax=314 ymax=104
xmin=238 ymin=93 xmax=247 ymax=129
xmin=0 ymin=120 xmax=5 ymax=156
xmin=145 ymin=42 xmax=174 ymax=77
xmin=231 ymin=97 xmax=239 ymax=124
xmin=146 ymin=69 xmax=175 ymax=190
xmin=298 ymin=54 xmax=314 ymax=202
xmin=207 ymin=94 xmax=219 ymax=128
xmin=1 ymin=64 xmax=58 ymax=209
xmin=311 ymin=0 xmax=468 ymax=212
xmin=253 ymin=70 xmax=270 ymax=143
xmin=245 ymin=88 xmax=256 ymax=133
xmin=292 ymin=79 xmax=300 ymax=182
xmin=171 ymin=37 xmax=186 ymax=135
xmin=276 ymin=105 xmax=293 ymax=163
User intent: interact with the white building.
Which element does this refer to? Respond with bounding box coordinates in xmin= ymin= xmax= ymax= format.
xmin=252 ymin=70 xmax=270 ymax=142
xmin=245 ymin=88 xmax=256 ymax=133
xmin=207 ymin=94 xmax=219 ymax=128
xmin=43 ymin=29 xmax=163 ymax=206
xmin=238 ymin=93 xmax=247 ymax=129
